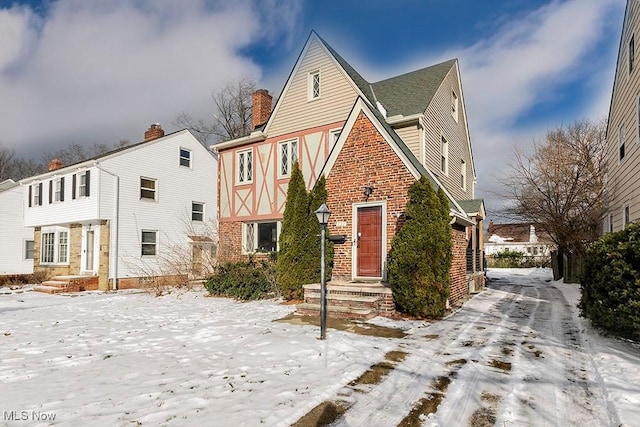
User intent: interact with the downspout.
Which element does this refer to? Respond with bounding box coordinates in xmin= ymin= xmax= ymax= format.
xmin=94 ymin=162 xmax=120 ymax=290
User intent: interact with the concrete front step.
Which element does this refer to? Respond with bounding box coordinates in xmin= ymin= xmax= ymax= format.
xmin=296 ymin=303 xmax=377 ymax=320
xmin=34 ymin=275 xmax=99 ymax=294
xmin=33 ymin=285 xmax=68 ymax=294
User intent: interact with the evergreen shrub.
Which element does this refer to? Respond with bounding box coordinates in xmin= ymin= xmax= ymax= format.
xmin=387 ymin=177 xmax=452 ymax=318
xmin=205 ymin=256 xmax=277 ymax=301
xmin=579 ymin=222 xmax=640 ymax=341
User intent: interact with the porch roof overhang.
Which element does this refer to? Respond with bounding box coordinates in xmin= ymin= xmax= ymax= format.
xmin=450 ymin=210 xmax=475 ymax=227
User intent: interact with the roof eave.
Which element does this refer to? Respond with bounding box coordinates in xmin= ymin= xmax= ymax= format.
xmin=212 ymin=131 xmax=267 ymax=151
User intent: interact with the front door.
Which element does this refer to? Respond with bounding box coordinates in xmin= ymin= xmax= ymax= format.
xmin=357 ymin=206 xmax=382 ymax=277
xmin=84 ymin=230 xmax=95 ymax=272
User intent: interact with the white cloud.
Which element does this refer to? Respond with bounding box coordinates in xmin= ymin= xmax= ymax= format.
xmin=0 ymin=0 xmax=301 ymax=155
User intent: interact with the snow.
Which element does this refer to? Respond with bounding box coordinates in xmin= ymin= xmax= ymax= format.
xmin=1 ymin=269 xmax=638 ymax=426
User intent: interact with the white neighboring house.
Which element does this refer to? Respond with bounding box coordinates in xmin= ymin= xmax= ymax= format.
xmin=21 ymin=125 xmax=217 ymax=291
xmin=484 ymin=222 xmax=555 ymax=257
xmin=0 ymin=179 xmax=34 ymax=275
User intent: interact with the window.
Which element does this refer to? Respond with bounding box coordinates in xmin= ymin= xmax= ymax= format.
xmin=440 ymin=135 xmax=448 ymax=174
xmin=632 ymin=37 xmax=637 ymax=71
xmin=451 ymin=89 xmax=459 ymax=122
xmin=279 ymin=139 xmax=298 ymax=176
xmin=609 ymin=213 xmax=614 ymax=233
xmin=237 ymin=149 xmax=253 ymax=183
xmin=54 ymin=177 xmax=64 ymax=202
xmin=243 ymin=221 xmax=280 ymax=253
xmin=58 ymin=231 xmax=68 ymax=263
xmin=329 ymin=128 xmax=341 ymax=146
xmin=32 ymin=183 xmax=42 ymax=206
xmin=140 ymin=177 xmax=157 ymax=200
xmin=25 ymin=240 xmax=35 ymax=260
xmin=619 ymin=125 xmax=626 ymax=161
xmin=623 ymin=204 xmax=630 ymax=228
xmin=460 ymin=159 xmax=466 ymax=190
xmin=40 ymin=229 xmax=69 ymax=265
xmin=72 ymin=171 xmax=90 ymax=199
xmin=180 ymin=148 xmax=191 ymax=167
xmin=309 ymin=70 xmax=321 ymax=100
xmin=141 ymin=231 xmax=158 ymax=256
xmin=192 ymin=202 xmax=204 ymax=221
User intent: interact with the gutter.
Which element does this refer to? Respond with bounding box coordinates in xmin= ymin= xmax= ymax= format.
xmin=386 ymin=113 xmax=422 ymax=127
xmin=93 ymin=161 xmax=120 ymax=291
xmin=211 ymin=131 xmax=267 ymax=151
xmin=450 ymin=210 xmax=475 ymax=227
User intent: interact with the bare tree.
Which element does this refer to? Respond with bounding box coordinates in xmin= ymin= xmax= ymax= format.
xmin=174 ymin=77 xmax=256 ymax=144
xmin=500 ymin=119 xmax=608 ymax=257
xmin=42 ymin=140 xmax=132 ymax=168
xmin=0 ymin=146 xmax=16 ymax=182
xmin=0 ymin=146 xmax=46 ymax=181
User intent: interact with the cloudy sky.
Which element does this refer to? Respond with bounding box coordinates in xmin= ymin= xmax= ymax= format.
xmin=0 ymin=0 xmax=625 ymax=214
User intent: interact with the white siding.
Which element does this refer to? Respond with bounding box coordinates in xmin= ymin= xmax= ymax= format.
xmin=0 ymin=184 xmax=34 ymax=275
xmin=267 ymin=37 xmax=360 ymax=137
xmin=394 ymin=125 xmax=421 ymax=161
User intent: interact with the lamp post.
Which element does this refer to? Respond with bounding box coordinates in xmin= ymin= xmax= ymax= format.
xmin=314 ymin=203 xmax=331 ymax=340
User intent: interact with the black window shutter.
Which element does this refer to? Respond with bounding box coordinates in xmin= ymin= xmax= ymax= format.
xmin=85 ymin=171 xmax=91 ymax=197
xmin=60 ymin=177 xmax=65 ymax=201
xmin=38 ymin=183 xmax=43 ymax=206
xmin=72 ymin=174 xmax=76 ymax=199
xmin=28 ymin=185 xmax=32 ymax=207
xmin=49 ymin=180 xmax=53 ymax=204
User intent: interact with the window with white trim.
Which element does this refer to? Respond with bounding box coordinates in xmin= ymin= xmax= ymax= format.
xmin=243 ymin=221 xmax=280 ymax=253
xmin=329 ymin=128 xmax=341 ymax=147
xmin=71 ymin=171 xmax=90 ymax=199
xmin=33 ymin=183 xmax=42 ymax=206
xmin=237 ymin=149 xmax=253 ymax=184
xmin=440 ymin=135 xmax=448 ymax=174
xmin=623 ymin=204 xmax=630 ymax=229
xmin=309 ymin=70 xmax=320 ymax=100
xmin=609 ymin=213 xmax=614 ymax=233
xmin=180 ymin=148 xmax=191 ymax=167
xmin=460 ymin=159 xmax=466 ymax=190
xmin=192 ymin=202 xmax=204 ymax=221
xmin=140 ymin=177 xmax=157 ymax=200
xmin=279 ymin=139 xmax=298 ymax=177
xmin=25 ymin=240 xmax=35 ymax=260
xmin=40 ymin=228 xmax=69 ymax=265
xmin=619 ymin=125 xmax=626 ymax=161
xmin=54 ymin=177 xmax=64 ymax=202
xmin=451 ymin=89 xmax=459 ymax=122
xmin=141 ymin=230 xmax=158 ymax=256
xmin=78 ymin=171 xmax=89 ymax=197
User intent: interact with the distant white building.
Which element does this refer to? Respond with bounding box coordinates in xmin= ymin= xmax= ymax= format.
xmin=20 ymin=125 xmax=217 ymax=291
xmin=484 ymin=221 xmax=555 ymax=257
xmin=0 ymin=179 xmax=34 ymax=275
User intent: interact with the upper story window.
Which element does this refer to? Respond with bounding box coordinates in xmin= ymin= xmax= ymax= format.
xmin=279 ymin=139 xmax=298 ymax=177
xmin=308 ymin=70 xmax=321 ymax=100
xmin=140 ymin=177 xmax=157 ymax=200
xmin=180 ymin=148 xmax=192 ymax=168
xmin=440 ymin=135 xmax=448 ymax=175
xmin=609 ymin=213 xmax=614 ymax=233
xmin=619 ymin=125 xmax=626 ymax=161
xmin=329 ymin=128 xmax=341 ymax=147
xmin=237 ymin=149 xmax=253 ymax=184
xmin=460 ymin=159 xmax=467 ymax=190
xmin=72 ymin=170 xmax=90 ymax=199
xmin=630 ymin=34 xmax=635 ymax=75
xmin=192 ymin=202 xmax=204 ymax=221
xmin=451 ymin=89 xmax=459 ymax=122
xmin=29 ymin=182 xmax=43 ymax=207
xmin=141 ymin=230 xmax=158 ymax=256
xmin=51 ymin=177 xmax=65 ymax=203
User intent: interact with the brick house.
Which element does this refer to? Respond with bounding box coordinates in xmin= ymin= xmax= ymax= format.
xmin=21 ymin=125 xmax=217 ymax=292
xmin=214 ymin=32 xmax=484 ymax=317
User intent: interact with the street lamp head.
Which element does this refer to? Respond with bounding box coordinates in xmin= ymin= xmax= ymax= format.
xmin=315 ymin=203 xmax=331 ymax=226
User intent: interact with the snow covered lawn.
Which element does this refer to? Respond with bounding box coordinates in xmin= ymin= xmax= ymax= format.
xmin=1 ymin=269 xmax=638 ymax=426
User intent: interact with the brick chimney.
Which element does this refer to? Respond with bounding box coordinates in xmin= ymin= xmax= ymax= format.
xmin=144 ymin=123 xmax=165 ymax=141
xmin=252 ymin=89 xmax=272 ymax=130
xmin=487 ymin=220 xmax=495 ymax=234
xmin=48 ymin=158 xmax=64 ymax=171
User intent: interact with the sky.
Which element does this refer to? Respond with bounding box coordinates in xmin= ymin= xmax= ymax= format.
xmin=1 ymin=269 xmax=639 ymax=425
xmin=0 ymin=0 xmax=626 ymax=216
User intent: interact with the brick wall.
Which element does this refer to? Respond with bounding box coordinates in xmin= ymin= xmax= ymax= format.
xmin=325 ymin=111 xmax=415 ymax=280
xmin=217 ymin=221 xmax=244 ymax=263
xmin=450 ymin=226 xmax=468 ymax=306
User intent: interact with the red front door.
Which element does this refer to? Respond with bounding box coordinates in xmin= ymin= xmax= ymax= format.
xmin=357 ymin=206 xmax=382 ymax=277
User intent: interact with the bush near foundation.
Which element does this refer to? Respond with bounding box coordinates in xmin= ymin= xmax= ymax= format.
xmin=205 ymin=256 xmax=277 ymax=301
xmin=579 ymin=222 xmax=640 ymax=341
xmin=387 ymin=177 xmax=452 ymax=318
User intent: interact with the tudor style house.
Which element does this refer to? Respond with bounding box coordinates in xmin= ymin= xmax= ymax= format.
xmin=606 ymin=0 xmax=640 ymax=232
xmin=0 ymin=179 xmax=34 ymax=276
xmin=21 ymin=125 xmax=217 ymax=292
xmin=215 ymin=32 xmax=484 ymax=316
